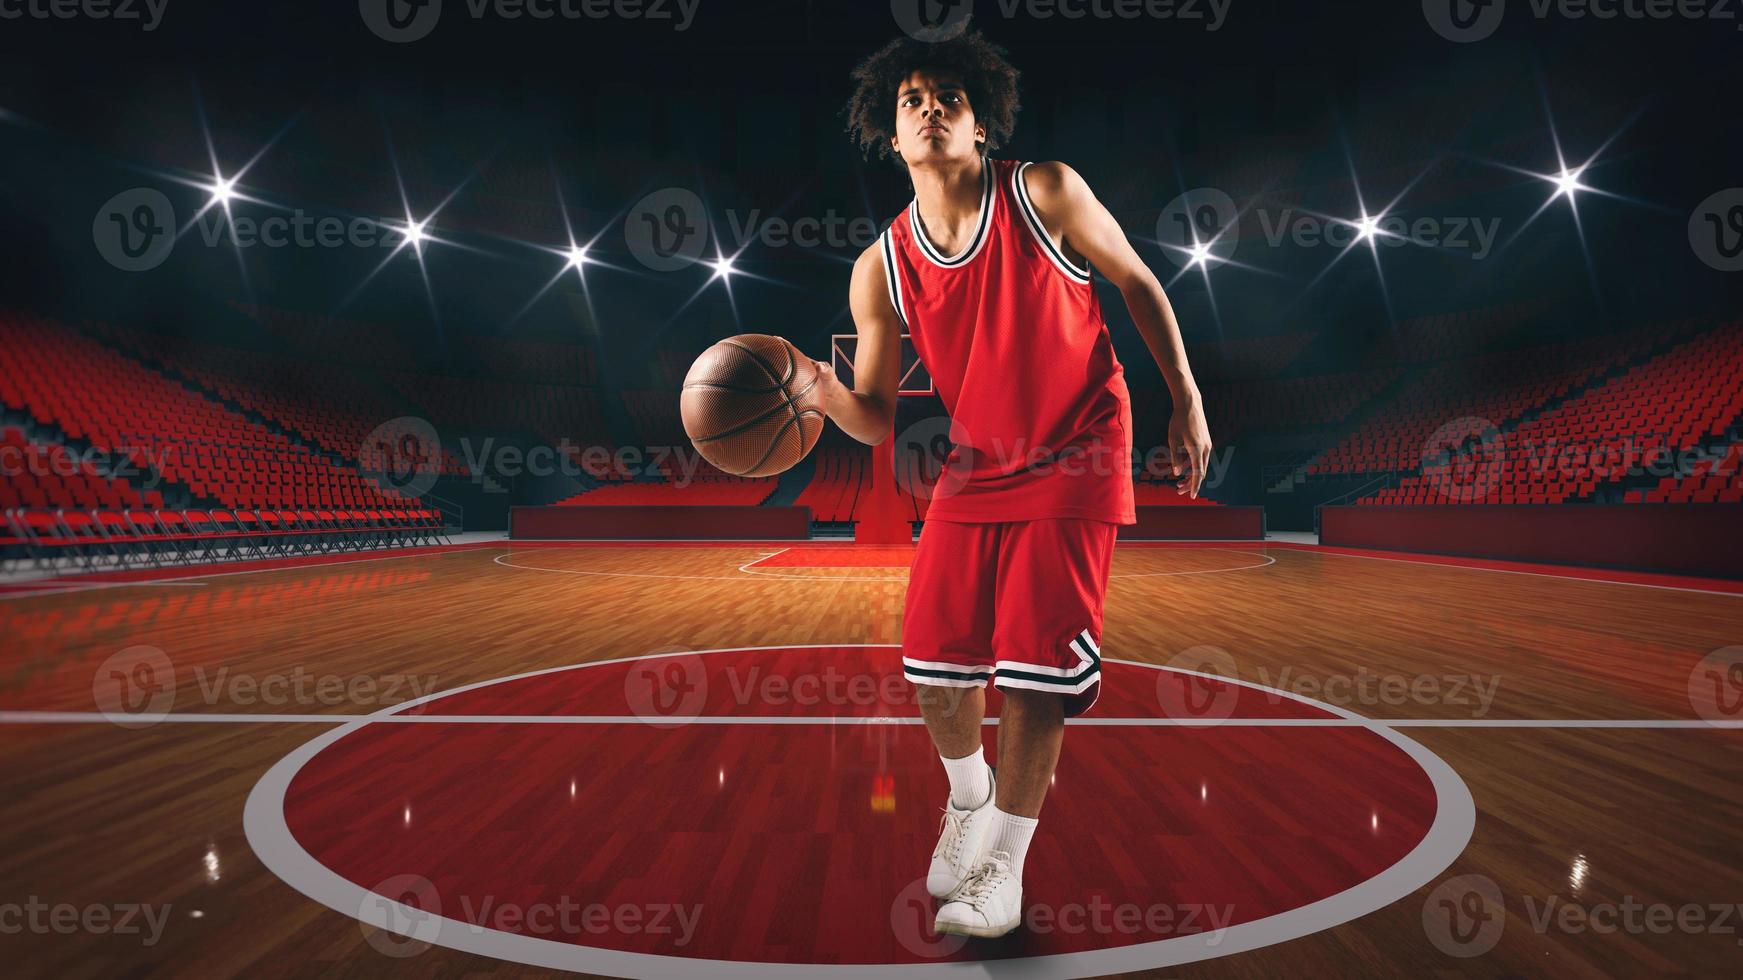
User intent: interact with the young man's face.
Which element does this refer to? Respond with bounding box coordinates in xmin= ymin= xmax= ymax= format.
xmin=891 ymin=69 xmax=985 ymax=166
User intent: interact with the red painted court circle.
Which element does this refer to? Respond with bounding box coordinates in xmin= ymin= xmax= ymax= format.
xmin=244 ymin=646 xmax=1474 ymax=976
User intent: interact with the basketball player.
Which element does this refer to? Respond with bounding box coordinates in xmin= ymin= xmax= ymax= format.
xmin=811 ymin=28 xmax=1211 ymax=937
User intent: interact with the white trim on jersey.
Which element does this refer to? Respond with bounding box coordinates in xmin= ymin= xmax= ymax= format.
xmin=1012 ymin=161 xmax=1093 ymax=284
xmin=907 ymin=154 xmax=997 ymax=268
xmin=878 ymin=226 xmax=909 ymax=327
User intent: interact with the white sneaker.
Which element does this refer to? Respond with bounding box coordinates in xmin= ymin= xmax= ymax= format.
xmin=934 ymin=850 xmax=1022 ymax=938
xmin=926 ymin=768 xmax=997 ymax=899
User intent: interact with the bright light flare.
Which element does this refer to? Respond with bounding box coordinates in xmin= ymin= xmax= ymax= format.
xmin=208 ymin=175 xmax=237 ymax=206
xmin=1550 ymin=167 xmax=1587 ymax=199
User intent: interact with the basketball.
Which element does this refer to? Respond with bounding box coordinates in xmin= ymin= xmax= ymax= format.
xmin=680 ymin=334 xmax=826 ymax=477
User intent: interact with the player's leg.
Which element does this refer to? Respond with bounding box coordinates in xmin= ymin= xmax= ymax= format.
xmin=901 ymin=519 xmax=1001 ymax=899
xmin=934 ymin=518 xmax=1117 ymax=938
xmin=918 ymin=682 xmax=984 ymax=767
xmin=993 ymin=687 xmax=1063 ymax=819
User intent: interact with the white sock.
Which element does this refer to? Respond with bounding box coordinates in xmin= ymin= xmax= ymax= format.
xmin=987 ymin=808 xmax=1038 ymax=879
xmin=940 ymin=746 xmax=992 ymax=810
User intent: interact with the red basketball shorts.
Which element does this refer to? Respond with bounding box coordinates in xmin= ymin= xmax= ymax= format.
xmin=901 ymin=518 xmax=1118 ymax=718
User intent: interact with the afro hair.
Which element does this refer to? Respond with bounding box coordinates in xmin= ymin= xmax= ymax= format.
xmin=842 ymin=25 xmax=1021 ymax=168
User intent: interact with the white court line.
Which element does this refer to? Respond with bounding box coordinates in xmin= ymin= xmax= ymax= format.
xmin=0 ymin=545 xmax=480 ymax=600
xmin=496 ymin=547 xmax=1275 ymax=583
xmin=3 ymin=711 xmax=1737 ymax=729
xmin=10 ymin=541 xmax=1733 ymax=597
xmin=1304 ymin=547 xmax=1743 ymax=598
xmin=241 ymin=645 xmax=1477 ymax=977
xmin=0 ymin=580 xmax=209 ymax=597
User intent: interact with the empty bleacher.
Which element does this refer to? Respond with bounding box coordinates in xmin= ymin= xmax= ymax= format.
xmin=1 ymin=315 xmax=446 ymax=570
xmin=1311 ymin=331 xmax=1664 ymax=477
xmin=1364 ymin=322 xmax=1743 ymax=505
xmin=93 ymin=323 xmax=468 ymax=477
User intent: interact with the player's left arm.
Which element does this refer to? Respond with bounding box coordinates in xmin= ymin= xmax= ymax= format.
xmin=1023 ymin=161 xmax=1211 ymax=497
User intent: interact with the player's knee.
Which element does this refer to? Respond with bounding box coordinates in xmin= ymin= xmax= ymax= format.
xmin=999 ymin=687 xmax=1066 ymax=722
xmin=915 ymin=682 xmax=980 ymax=715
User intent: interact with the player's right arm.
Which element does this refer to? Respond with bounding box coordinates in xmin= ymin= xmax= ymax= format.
xmin=812 ymin=241 xmax=902 ymax=445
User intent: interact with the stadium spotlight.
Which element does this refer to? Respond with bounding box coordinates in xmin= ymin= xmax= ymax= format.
xmin=566 ymin=244 xmax=589 ymax=270
xmin=1549 ymin=167 xmax=1587 ymax=200
xmin=400 ymin=218 xmax=428 ymax=252
xmin=208 ymin=174 xmax=237 ymax=207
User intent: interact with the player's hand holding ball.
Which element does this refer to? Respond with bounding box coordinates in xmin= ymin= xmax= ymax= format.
xmin=680 ymin=334 xmax=827 ymax=477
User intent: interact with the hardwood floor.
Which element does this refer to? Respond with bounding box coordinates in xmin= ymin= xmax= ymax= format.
xmin=1 ymin=543 xmax=1739 ymax=977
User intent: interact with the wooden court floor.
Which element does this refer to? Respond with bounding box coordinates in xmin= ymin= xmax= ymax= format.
xmin=1 ymin=541 xmax=1740 ymax=977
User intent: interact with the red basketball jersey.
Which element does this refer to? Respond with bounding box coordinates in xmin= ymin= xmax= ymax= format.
xmin=880 ymin=156 xmax=1135 ymax=524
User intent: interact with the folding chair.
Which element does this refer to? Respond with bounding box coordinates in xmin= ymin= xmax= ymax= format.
xmin=57 ymin=510 xmax=117 ymax=569
xmin=92 ymin=510 xmax=145 ymax=566
xmin=125 ymin=510 xmax=178 ymax=566
xmin=154 ymin=511 xmax=204 ymax=563
xmin=182 ymin=510 xmax=223 ymax=562
xmin=17 ymin=511 xmax=86 ymax=572
xmin=210 ymin=510 xmax=263 ymax=560
xmin=0 ymin=510 xmax=32 ymax=573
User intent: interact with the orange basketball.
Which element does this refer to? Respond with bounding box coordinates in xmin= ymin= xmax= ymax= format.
xmin=680 ymin=334 xmax=825 ymax=477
